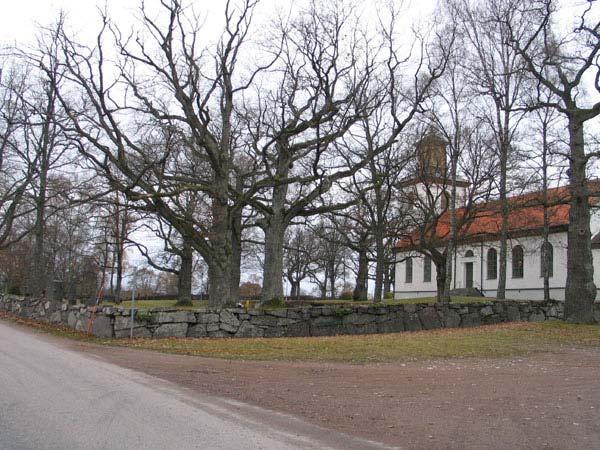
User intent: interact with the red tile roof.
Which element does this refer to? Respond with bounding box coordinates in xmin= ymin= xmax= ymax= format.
xmin=395 ymin=182 xmax=600 ymax=251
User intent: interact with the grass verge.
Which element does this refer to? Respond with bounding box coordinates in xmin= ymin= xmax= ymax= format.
xmin=102 ymin=296 xmax=493 ymax=310
xmin=117 ymin=321 xmax=600 ymax=363
xmin=102 ymin=300 xmax=208 ymax=309
xmin=313 ymin=296 xmax=493 ymax=306
xmin=2 ymin=310 xmax=599 ymax=364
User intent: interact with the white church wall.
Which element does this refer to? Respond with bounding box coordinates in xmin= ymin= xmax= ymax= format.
xmin=594 ymin=248 xmax=600 ymax=297
xmin=590 ymin=206 xmax=600 ymax=236
xmin=393 ymin=252 xmax=438 ymax=299
xmin=460 ymin=233 xmax=569 ymax=300
xmin=393 ymin=231 xmax=593 ymax=301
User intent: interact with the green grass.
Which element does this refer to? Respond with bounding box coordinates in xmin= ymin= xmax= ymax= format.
xmin=400 ymin=296 xmax=489 ymax=304
xmin=102 ymin=299 xmax=208 ymax=309
xmin=100 ymin=296 xmax=491 ymax=311
xmin=3 ymin=311 xmax=599 ymax=364
xmin=116 ymin=321 xmax=600 ymax=363
xmin=308 ymin=296 xmax=493 ymax=306
xmin=117 ymin=322 xmax=600 ymax=363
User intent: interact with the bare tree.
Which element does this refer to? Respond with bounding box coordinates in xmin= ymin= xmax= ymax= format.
xmin=307 ymin=220 xmax=350 ymax=299
xmin=396 ymin=123 xmax=496 ymax=303
xmin=133 ymin=208 xmax=201 ymax=307
xmin=530 ymin=98 xmax=563 ymax=301
xmin=453 ymin=0 xmax=531 ymax=300
xmin=333 ymin=139 xmax=405 ymax=302
xmin=0 ymin=61 xmax=36 ymax=248
xmin=283 ymin=226 xmax=317 ymax=300
xmin=45 ymin=0 xmax=277 ymax=307
xmin=329 ymin=205 xmax=373 ymax=301
xmin=0 ymin=175 xmax=103 ymax=301
xmin=241 ymin=1 xmax=453 ymax=304
xmin=238 ymin=0 xmax=379 ymax=304
xmin=506 ymin=0 xmax=600 ymax=322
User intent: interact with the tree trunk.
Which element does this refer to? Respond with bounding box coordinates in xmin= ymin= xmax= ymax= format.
xmin=328 ymin=260 xmax=336 ymax=299
xmin=436 ymin=258 xmax=448 ymax=304
xmin=109 ymin=246 xmax=115 ymax=296
xmin=176 ymin=240 xmax=193 ymax=306
xmin=30 ymin=79 xmax=57 ymax=298
xmin=207 ymin=185 xmax=233 ymax=308
xmin=261 ymin=220 xmax=286 ymax=303
xmin=384 ymin=261 xmax=393 ymax=296
xmin=114 ymin=205 xmax=127 ymax=304
xmin=541 ymin=117 xmax=551 ymax=302
xmin=114 ymin=258 xmax=123 ymax=304
xmin=321 ymin=265 xmax=329 ymax=299
xmin=496 ymin=135 xmax=509 ymax=300
xmin=373 ymin=228 xmax=385 ymax=302
xmin=208 ymin=259 xmax=231 ymax=309
xmin=564 ymin=117 xmax=596 ymax=323
xmin=442 ymin=248 xmax=452 ymax=304
xmin=353 ymin=246 xmax=369 ymax=301
xmin=289 ymin=280 xmax=300 ymax=299
xmin=261 ymin=181 xmax=288 ymax=303
xmin=30 ymin=160 xmax=48 ymax=297
xmin=230 ymin=205 xmax=243 ymax=304
xmin=440 ymin=139 xmax=458 ymax=305
xmin=97 ymin=237 xmax=110 ymax=305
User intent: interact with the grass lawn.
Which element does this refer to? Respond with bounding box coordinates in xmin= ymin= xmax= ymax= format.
xmin=313 ymin=296 xmax=493 ymax=306
xmin=3 ymin=310 xmax=598 ymax=364
xmin=117 ymin=322 xmax=600 ymax=363
xmin=102 ymin=299 xmax=208 ymax=309
xmin=101 ymin=296 xmax=493 ymax=310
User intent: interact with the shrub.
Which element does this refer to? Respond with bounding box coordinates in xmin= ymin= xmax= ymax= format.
xmin=7 ymin=285 xmax=21 ymax=295
xmin=384 ymin=291 xmax=394 ymax=300
xmin=338 ymin=290 xmax=354 ymax=301
xmin=134 ymin=309 xmax=154 ymax=323
xmin=262 ymin=296 xmax=285 ymax=308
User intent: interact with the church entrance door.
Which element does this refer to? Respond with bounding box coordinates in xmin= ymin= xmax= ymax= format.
xmin=465 ymin=262 xmax=474 ymax=289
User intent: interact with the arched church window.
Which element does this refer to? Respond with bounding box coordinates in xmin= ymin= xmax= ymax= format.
xmin=487 ymin=248 xmax=497 ymax=280
xmin=423 ymin=255 xmax=432 ymax=282
xmin=405 ymin=257 xmax=413 ymax=283
xmin=512 ymin=245 xmax=524 ymax=278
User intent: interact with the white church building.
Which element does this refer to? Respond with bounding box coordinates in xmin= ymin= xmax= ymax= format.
xmin=393 ymin=135 xmax=600 ymax=301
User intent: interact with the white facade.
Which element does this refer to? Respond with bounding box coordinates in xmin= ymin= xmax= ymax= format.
xmin=394 ymin=231 xmax=600 ymax=301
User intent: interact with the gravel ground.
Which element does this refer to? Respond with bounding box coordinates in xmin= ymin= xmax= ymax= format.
xmin=5 ymin=319 xmax=600 ymax=449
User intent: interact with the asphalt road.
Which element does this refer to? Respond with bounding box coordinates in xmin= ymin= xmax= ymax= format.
xmin=0 ymin=320 xmax=389 ymax=450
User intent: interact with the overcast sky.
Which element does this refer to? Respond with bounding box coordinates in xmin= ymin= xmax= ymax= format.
xmin=0 ymin=0 xmax=440 ymax=49
xmin=1 ymin=0 xmax=595 ymax=295
xmin=0 ymin=0 xmax=437 ymax=295
xmin=1 ymin=0 xmax=119 ymax=44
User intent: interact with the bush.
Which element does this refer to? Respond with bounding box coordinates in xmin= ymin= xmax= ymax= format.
xmin=7 ymin=285 xmax=21 ymax=295
xmin=174 ymin=299 xmax=193 ymax=307
xmin=338 ymin=290 xmax=354 ymax=301
xmin=134 ymin=309 xmax=154 ymax=323
xmin=384 ymin=291 xmax=394 ymax=300
xmin=262 ymin=296 xmax=285 ymax=308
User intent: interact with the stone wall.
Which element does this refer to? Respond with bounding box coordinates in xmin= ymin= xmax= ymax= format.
xmin=3 ymin=293 xmax=597 ymax=339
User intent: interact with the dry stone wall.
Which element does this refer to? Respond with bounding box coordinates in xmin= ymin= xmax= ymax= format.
xmin=2 ymin=294 xmax=597 ymax=339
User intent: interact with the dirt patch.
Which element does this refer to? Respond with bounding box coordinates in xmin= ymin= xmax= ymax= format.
xmin=49 ymin=336 xmax=600 ymax=449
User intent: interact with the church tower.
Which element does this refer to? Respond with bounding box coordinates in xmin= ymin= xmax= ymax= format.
xmin=416 ymin=133 xmax=447 ymax=178
xmin=397 ymin=131 xmax=469 ymax=214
